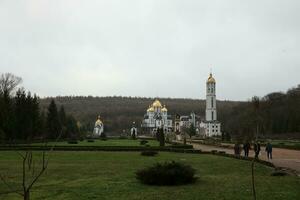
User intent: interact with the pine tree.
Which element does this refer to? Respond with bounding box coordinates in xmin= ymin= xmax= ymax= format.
xmin=66 ymin=115 xmax=79 ymax=140
xmin=188 ymin=123 xmax=196 ymax=139
xmin=46 ymin=100 xmax=61 ymax=139
xmin=59 ymin=106 xmax=67 ymax=138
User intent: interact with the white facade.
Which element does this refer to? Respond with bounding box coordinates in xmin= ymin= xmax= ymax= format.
xmin=142 ymin=99 xmax=173 ymax=134
xmin=203 ymin=73 xmax=221 ymax=137
xmin=93 ymin=116 xmax=104 ymax=137
xmin=179 ymin=112 xmax=196 ymax=129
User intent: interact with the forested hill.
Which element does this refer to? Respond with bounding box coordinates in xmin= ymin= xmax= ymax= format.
xmin=39 ymin=97 xmax=241 ymax=133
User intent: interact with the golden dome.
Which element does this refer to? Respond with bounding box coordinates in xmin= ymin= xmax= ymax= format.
xmin=147 ymin=106 xmax=154 ymax=112
xmin=95 ymin=115 xmax=103 ymax=125
xmin=207 ymin=73 xmax=216 ymax=83
xmin=162 ymin=105 xmax=168 ymax=112
xmin=152 ymin=99 xmax=162 ymax=108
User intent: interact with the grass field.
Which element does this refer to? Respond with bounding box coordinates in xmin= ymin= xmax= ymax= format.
xmin=269 ymin=140 xmax=300 ymax=150
xmin=0 ymin=151 xmax=299 ymax=200
xmin=29 ymin=139 xmax=161 ymax=147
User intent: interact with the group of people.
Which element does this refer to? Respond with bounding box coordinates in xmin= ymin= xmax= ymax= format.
xmin=234 ymin=142 xmax=273 ymax=160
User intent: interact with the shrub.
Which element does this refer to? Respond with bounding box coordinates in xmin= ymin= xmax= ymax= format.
xmin=68 ymin=140 xmax=78 ymax=144
xmin=271 ymin=170 xmax=288 ymax=176
xmin=136 ymin=161 xmax=197 ymax=185
xmin=141 ymin=151 xmax=158 ymax=156
xmin=87 ymin=139 xmax=94 ymax=143
xmin=140 ymin=140 xmax=149 ymax=145
xmin=211 ymin=150 xmax=218 ymax=154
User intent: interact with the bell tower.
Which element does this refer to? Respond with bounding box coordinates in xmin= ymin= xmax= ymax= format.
xmin=202 ymin=72 xmax=221 ymax=137
xmin=206 ymin=73 xmax=217 ymax=121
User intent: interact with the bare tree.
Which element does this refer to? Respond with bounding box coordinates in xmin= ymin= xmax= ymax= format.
xmin=0 ymin=73 xmax=22 ymax=95
xmin=0 ymin=134 xmax=61 ymax=200
xmin=251 ymin=96 xmax=260 ymax=200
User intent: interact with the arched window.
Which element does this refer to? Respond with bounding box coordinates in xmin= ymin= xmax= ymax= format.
xmin=212 ymin=111 xmax=214 ymax=120
xmin=211 ymin=97 xmax=214 ymax=108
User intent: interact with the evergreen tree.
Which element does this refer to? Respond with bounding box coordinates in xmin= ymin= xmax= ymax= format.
xmin=14 ymin=90 xmax=41 ymax=141
xmin=158 ymin=128 xmax=165 ymax=147
xmin=66 ymin=115 xmax=79 ymax=139
xmin=1 ymin=90 xmax=15 ymax=140
xmin=188 ymin=124 xmax=196 ymax=139
xmin=59 ymin=106 xmax=67 ymax=138
xmin=46 ymin=100 xmax=61 ymax=139
xmin=38 ymin=110 xmax=47 ymax=138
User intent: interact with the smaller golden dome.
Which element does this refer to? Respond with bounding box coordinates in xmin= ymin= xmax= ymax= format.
xmin=162 ymin=106 xmax=168 ymax=112
xmin=95 ymin=115 xmax=103 ymax=125
xmin=147 ymin=106 xmax=154 ymax=112
xmin=152 ymin=99 xmax=162 ymax=108
xmin=207 ymin=73 xmax=216 ymax=83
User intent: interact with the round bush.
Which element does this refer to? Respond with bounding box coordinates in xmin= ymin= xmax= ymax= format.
xmin=140 ymin=140 xmax=149 ymax=145
xmin=141 ymin=151 xmax=158 ymax=156
xmin=271 ymin=170 xmax=288 ymax=176
xmin=68 ymin=140 xmax=78 ymax=144
xmin=136 ymin=161 xmax=197 ymax=185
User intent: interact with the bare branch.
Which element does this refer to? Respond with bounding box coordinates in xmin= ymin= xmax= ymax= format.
xmin=27 ymin=131 xmax=62 ymax=191
xmin=0 ymin=73 xmax=22 ymax=95
xmin=22 ymin=152 xmax=28 ymax=195
xmin=27 ymin=151 xmax=33 ymax=171
xmin=15 ymin=151 xmax=26 ymax=159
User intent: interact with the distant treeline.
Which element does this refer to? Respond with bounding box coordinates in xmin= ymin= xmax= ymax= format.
xmin=39 ymin=86 xmax=300 ymax=139
xmin=221 ymin=85 xmax=300 ymax=140
xmin=38 ymin=96 xmax=241 ymax=134
xmin=1 ymin=73 xmax=299 ymax=141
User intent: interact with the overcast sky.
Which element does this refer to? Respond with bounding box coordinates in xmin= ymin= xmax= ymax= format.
xmin=0 ymin=0 xmax=299 ymax=101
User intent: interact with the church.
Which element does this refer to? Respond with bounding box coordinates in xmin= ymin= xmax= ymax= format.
xmin=93 ymin=115 xmax=104 ymax=137
xmin=142 ymin=73 xmax=221 ymax=137
xmin=141 ymin=99 xmax=173 ymax=134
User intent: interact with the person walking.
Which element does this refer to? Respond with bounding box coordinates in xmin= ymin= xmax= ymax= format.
xmin=265 ymin=142 xmax=273 ymax=160
xmin=234 ymin=143 xmax=241 ymax=156
xmin=254 ymin=142 xmax=261 ymax=159
xmin=243 ymin=142 xmax=250 ymax=157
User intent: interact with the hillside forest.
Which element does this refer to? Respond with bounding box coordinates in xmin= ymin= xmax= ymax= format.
xmin=1 ymin=73 xmax=299 ymax=141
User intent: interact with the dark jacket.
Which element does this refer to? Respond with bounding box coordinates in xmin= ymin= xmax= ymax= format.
xmin=265 ymin=143 xmax=272 ymax=152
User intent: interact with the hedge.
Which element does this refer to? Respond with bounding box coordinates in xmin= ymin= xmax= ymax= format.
xmin=0 ymin=144 xmax=194 ymax=152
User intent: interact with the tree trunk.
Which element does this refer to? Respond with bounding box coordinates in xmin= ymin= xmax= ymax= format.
xmin=251 ymin=159 xmax=256 ymax=200
xmin=159 ymin=128 xmax=165 ymax=147
xmin=24 ymin=191 xmax=30 ymax=200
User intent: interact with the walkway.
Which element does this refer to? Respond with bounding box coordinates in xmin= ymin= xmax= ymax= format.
xmin=188 ymin=141 xmax=300 ymax=175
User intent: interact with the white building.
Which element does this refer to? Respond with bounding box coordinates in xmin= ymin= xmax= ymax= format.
xmin=179 ymin=112 xmax=197 ymax=129
xmin=93 ymin=115 xmax=104 ymax=137
xmin=142 ymin=99 xmax=173 ymax=134
xmin=200 ymin=73 xmax=222 ymax=137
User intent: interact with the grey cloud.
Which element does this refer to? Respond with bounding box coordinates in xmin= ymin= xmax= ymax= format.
xmin=0 ymin=0 xmax=299 ymax=100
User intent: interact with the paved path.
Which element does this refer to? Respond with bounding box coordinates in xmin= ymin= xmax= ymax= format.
xmin=188 ymin=142 xmax=300 ymax=175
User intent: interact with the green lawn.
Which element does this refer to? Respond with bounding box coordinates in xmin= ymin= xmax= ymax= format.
xmin=0 ymin=151 xmax=299 ymax=200
xmin=269 ymin=140 xmax=300 ymax=150
xmin=30 ymin=139 xmax=161 ymax=147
